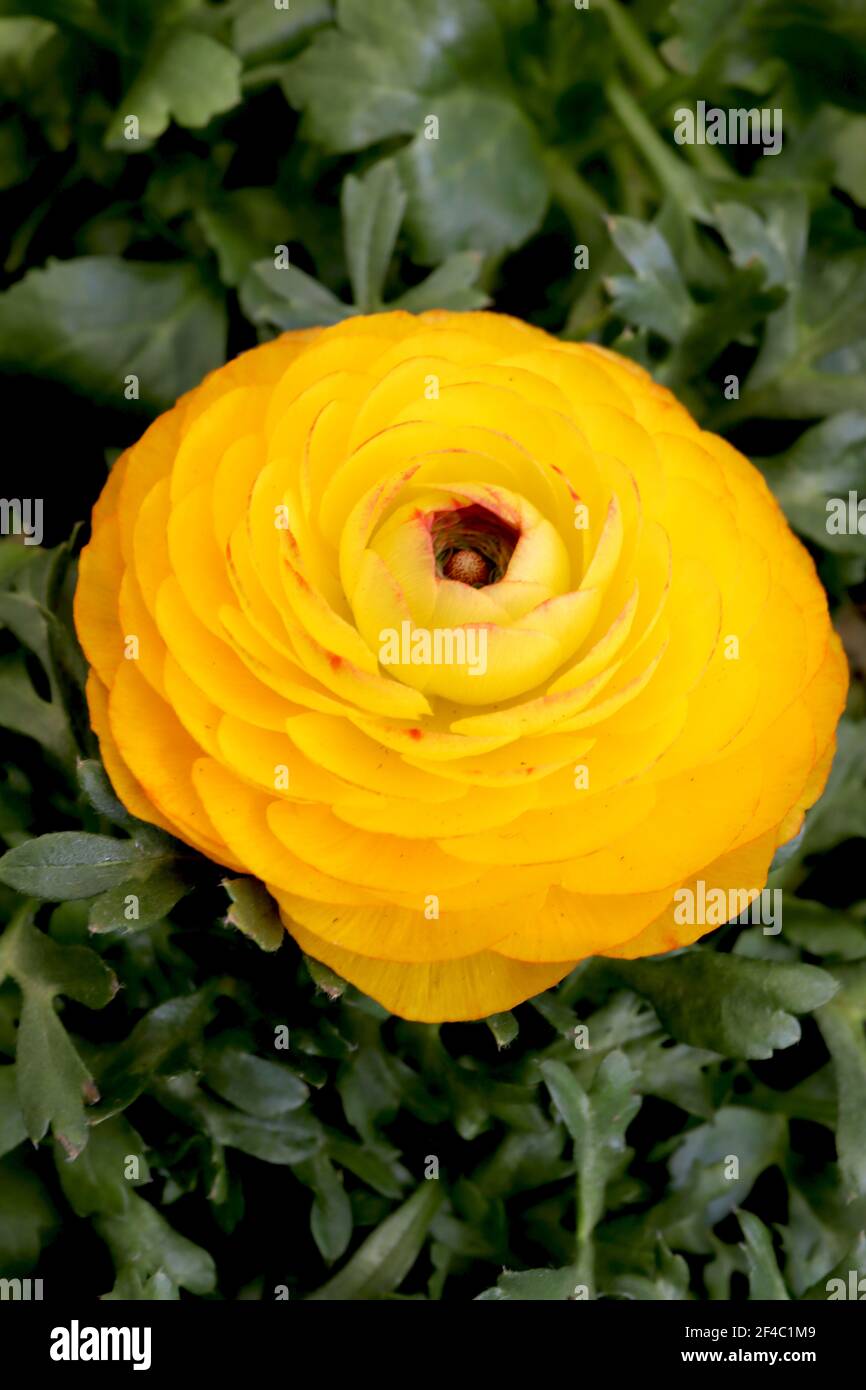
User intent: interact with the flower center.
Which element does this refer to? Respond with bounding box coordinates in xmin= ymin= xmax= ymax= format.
xmin=431 ymin=504 xmax=519 ymax=588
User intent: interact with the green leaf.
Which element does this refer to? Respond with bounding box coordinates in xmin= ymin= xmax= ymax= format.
xmin=0 ymin=1064 xmax=27 ymax=1157
xmin=0 ymin=257 xmax=227 ymax=411
xmin=0 ymin=651 xmax=77 ymax=766
xmin=610 ymin=1238 xmax=691 ymax=1301
xmin=541 ymin=1051 xmax=639 ymax=1291
xmin=304 ymin=953 xmax=347 ymax=999
xmin=55 ymin=1114 xmax=150 ymax=1217
xmin=797 ymin=718 xmax=866 ymax=857
xmin=155 ymin=1073 xmax=323 ymax=1165
xmin=231 ymin=0 xmax=333 ymax=64
xmin=0 ymin=907 xmax=117 ymax=1154
xmin=195 ymin=188 xmax=293 ymax=288
xmin=96 ymin=1192 xmax=216 ymax=1296
xmin=281 ymin=0 xmax=509 ymax=153
xmin=239 ymin=259 xmax=356 ymax=333
xmin=0 ymin=1153 xmax=57 ymax=1273
xmin=88 ymin=864 xmax=190 ymax=933
xmin=670 ymin=1107 xmax=787 ymax=1226
xmin=610 ymin=951 xmax=838 ymax=1060
xmin=398 ymin=90 xmax=548 ymax=264
xmin=223 ymin=876 xmax=285 ymax=952
xmin=308 ymin=1180 xmax=443 ymax=1299
xmin=0 ymin=830 xmax=175 ymax=899
xmin=757 ymin=413 xmax=866 ymax=556
xmin=294 ymin=1152 xmax=353 ymax=1264
xmin=739 ymin=1210 xmax=789 ymax=1300
xmin=202 ymin=1042 xmax=309 ymax=1117
xmin=477 ymin=1265 xmax=580 ymax=1300
xmin=485 ymin=1011 xmax=519 ymax=1049
xmin=816 ymin=984 xmax=866 ymax=1198
xmin=341 ymin=160 xmax=406 ymax=312
xmin=605 ymin=215 xmax=694 ymax=342
xmin=390 ymin=250 xmax=489 ymax=312
xmin=94 ymin=987 xmax=220 ymax=1116
xmin=104 ymin=33 xmax=242 ymax=148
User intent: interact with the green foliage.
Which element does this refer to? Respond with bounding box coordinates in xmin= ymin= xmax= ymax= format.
xmin=0 ymin=0 xmax=864 ymax=1302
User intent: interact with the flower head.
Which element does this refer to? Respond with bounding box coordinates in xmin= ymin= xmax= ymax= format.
xmin=75 ymin=311 xmax=847 ymax=1020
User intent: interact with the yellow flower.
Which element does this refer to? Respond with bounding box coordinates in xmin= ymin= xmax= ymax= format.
xmin=74 ymin=311 xmax=848 ymax=1021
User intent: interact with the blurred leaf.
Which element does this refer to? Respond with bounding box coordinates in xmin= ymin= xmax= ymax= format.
xmin=231 ymin=0 xmax=332 ymax=63
xmin=104 ymin=32 xmax=242 ymax=148
xmin=282 ymin=0 xmax=509 ymax=152
xmin=240 ymin=259 xmax=356 ymax=332
xmin=757 ymin=413 xmax=866 ymax=556
xmin=797 ymin=717 xmax=866 ymax=857
xmin=391 ymin=250 xmax=489 ymax=312
xmin=195 ymin=188 xmax=293 ymax=288
xmin=605 ymin=215 xmax=694 ymax=341
xmin=0 ymin=257 xmax=227 ymax=411
xmin=342 ymin=159 xmax=406 ymax=312
xmin=398 ymin=90 xmax=548 ymax=263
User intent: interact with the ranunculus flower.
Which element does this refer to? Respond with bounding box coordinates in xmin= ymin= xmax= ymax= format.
xmin=75 ymin=311 xmax=848 ymax=1021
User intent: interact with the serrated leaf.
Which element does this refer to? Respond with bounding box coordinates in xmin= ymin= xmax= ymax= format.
xmin=541 ymin=1051 xmax=639 ymax=1291
xmin=54 ymin=1114 xmax=149 ymax=1217
xmin=96 ymin=1192 xmax=216 ymax=1296
xmin=0 ymin=908 xmax=116 ymax=1153
xmin=104 ymin=32 xmax=241 ymax=148
xmin=610 ymin=951 xmax=838 ymax=1059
